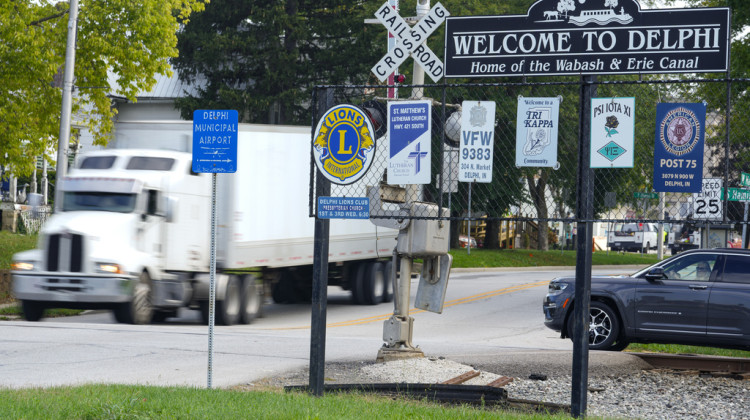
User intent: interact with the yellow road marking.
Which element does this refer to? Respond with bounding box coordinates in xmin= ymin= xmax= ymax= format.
xmin=265 ymin=280 xmax=548 ymax=330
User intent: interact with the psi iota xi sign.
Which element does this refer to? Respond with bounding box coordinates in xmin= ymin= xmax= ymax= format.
xmin=371 ymin=2 xmax=449 ymax=83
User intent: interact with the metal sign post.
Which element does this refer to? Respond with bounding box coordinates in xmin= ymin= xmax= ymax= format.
xmin=571 ymin=76 xmax=596 ymax=418
xmin=192 ymin=109 xmax=238 ymax=389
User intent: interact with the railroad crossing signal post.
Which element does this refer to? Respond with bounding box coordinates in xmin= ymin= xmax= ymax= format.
xmin=369 ymin=0 xmax=452 ymax=361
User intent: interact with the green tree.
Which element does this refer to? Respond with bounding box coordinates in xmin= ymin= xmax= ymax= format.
xmin=662 ymin=0 xmax=750 ymax=224
xmin=172 ymin=0 xmax=384 ymax=124
xmin=0 ymin=0 xmax=206 ymax=177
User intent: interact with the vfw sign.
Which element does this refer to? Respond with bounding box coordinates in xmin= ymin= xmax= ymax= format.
xmin=444 ymin=0 xmax=729 ymax=77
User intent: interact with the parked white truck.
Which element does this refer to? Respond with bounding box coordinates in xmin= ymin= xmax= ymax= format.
xmin=667 ymin=222 xmax=701 ymax=255
xmin=12 ymin=123 xmax=397 ymax=324
xmin=607 ymin=222 xmax=659 ymax=252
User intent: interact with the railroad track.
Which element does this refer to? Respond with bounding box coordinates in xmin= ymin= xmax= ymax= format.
xmin=285 ymin=353 xmax=749 ymax=413
xmin=631 ymin=352 xmax=750 ymax=378
xmin=285 ymin=369 xmax=571 ymax=414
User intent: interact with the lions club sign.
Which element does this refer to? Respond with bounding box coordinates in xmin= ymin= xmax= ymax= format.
xmin=313 ymin=104 xmax=376 ymax=185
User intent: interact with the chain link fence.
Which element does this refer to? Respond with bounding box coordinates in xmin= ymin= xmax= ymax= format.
xmin=311 ymin=78 xmax=750 ymax=249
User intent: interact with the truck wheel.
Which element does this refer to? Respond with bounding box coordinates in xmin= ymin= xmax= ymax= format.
xmin=239 ymin=275 xmax=262 ymax=324
xmin=198 ymin=300 xmax=210 ymax=325
xmin=382 ymin=260 xmax=394 ymax=303
xmin=114 ymin=271 xmax=154 ymax=324
xmin=21 ymin=300 xmax=45 ymax=322
xmin=362 ymin=262 xmax=385 ymax=305
xmin=216 ymin=275 xmax=241 ymax=326
xmin=350 ymin=262 xmax=367 ymax=305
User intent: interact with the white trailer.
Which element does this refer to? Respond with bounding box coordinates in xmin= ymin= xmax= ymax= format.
xmin=12 ymin=123 xmax=397 ymax=324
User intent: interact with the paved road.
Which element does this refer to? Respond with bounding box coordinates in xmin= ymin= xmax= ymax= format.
xmin=1 ymin=266 xmax=641 ymax=389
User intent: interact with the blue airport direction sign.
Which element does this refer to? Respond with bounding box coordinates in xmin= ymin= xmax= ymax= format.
xmin=192 ymin=110 xmax=238 ymax=173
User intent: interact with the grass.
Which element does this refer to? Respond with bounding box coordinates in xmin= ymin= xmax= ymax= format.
xmin=0 ymin=231 xmax=37 ymax=270
xmin=0 ymin=303 xmax=83 ymax=320
xmin=449 ymin=248 xmax=660 ymax=268
xmin=0 ymin=384 xmax=570 ymax=420
xmin=626 ymin=343 xmax=750 ymax=358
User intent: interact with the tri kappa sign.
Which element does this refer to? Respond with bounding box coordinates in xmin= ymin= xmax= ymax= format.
xmin=444 ymin=0 xmax=729 ymax=77
xmin=372 ymin=2 xmax=449 ymax=82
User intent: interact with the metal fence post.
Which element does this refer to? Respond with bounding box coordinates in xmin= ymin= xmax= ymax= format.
xmin=572 ymin=75 xmax=596 ymax=418
xmin=309 ymin=88 xmax=333 ymax=396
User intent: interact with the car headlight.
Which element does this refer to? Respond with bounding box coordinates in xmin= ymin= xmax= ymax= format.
xmin=11 ymin=261 xmax=36 ymax=271
xmin=547 ymin=281 xmax=569 ymax=296
xmin=95 ymin=262 xmax=125 ymax=275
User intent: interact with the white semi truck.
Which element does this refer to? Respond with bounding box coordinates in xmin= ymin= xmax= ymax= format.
xmin=12 ymin=123 xmax=397 ymax=324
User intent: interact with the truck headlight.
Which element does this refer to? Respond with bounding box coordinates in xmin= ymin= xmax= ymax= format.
xmin=96 ymin=263 xmax=125 ymax=275
xmin=11 ymin=261 xmax=36 ymax=271
xmin=547 ymin=281 xmax=569 ymax=296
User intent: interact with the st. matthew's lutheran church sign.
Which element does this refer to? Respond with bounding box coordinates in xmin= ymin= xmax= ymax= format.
xmin=444 ymin=0 xmax=729 ymax=78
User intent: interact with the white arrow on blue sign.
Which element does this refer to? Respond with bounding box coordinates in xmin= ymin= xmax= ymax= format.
xmin=192 ymin=110 xmax=238 ymax=173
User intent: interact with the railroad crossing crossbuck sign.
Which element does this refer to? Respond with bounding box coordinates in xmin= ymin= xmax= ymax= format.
xmin=371 ymin=2 xmax=449 ymax=83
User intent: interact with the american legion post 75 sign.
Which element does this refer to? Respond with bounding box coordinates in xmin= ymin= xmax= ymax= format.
xmin=443 ymin=0 xmax=729 ymax=78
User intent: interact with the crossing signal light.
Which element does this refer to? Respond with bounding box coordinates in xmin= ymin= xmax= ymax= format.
xmin=432 ymin=107 xmax=461 ymax=148
xmin=363 ymin=100 xmax=387 ymax=139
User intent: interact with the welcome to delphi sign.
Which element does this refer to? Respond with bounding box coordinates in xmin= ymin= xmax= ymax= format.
xmin=443 ymin=0 xmax=729 ymax=78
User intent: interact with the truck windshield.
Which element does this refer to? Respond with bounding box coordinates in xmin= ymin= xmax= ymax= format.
xmin=62 ymin=192 xmax=137 ymax=213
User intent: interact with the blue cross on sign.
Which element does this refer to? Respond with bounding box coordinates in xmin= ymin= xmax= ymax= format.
xmin=192 ymin=110 xmax=238 ymax=173
xmin=387 ymin=100 xmax=432 ymax=184
xmin=408 ymin=142 xmax=428 ymax=173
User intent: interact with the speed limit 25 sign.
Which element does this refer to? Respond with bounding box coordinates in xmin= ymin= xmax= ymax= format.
xmin=693 ymin=178 xmax=722 ymax=220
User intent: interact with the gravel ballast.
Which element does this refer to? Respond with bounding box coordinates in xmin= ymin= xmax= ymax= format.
xmin=252 ymin=356 xmax=750 ymax=420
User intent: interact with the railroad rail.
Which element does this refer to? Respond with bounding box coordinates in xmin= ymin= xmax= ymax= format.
xmin=632 ymin=352 xmax=750 ymax=378
xmin=285 ymin=369 xmax=570 ymax=414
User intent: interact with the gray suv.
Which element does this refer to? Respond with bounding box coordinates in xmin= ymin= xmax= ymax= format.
xmin=543 ymin=248 xmax=750 ymax=351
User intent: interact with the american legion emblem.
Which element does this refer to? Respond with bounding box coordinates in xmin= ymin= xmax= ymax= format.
xmin=313 ymin=104 xmax=376 ymax=185
xmin=658 ymin=106 xmax=701 ymax=156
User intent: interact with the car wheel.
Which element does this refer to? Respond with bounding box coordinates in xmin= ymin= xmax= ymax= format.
xmin=21 ymin=300 xmax=45 ymax=322
xmin=568 ymin=301 xmax=621 ymax=351
xmin=609 ymin=339 xmax=630 ymax=351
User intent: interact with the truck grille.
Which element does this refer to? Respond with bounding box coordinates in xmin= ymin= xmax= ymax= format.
xmin=46 ymin=233 xmax=84 ymax=272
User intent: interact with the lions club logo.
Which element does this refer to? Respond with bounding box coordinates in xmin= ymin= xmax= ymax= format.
xmin=313 ymin=104 xmax=376 ymax=184
xmin=659 ymin=106 xmax=701 ymax=156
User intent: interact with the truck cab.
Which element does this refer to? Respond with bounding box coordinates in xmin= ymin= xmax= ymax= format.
xmin=12 ymin=149 xmax=212 ymax=323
